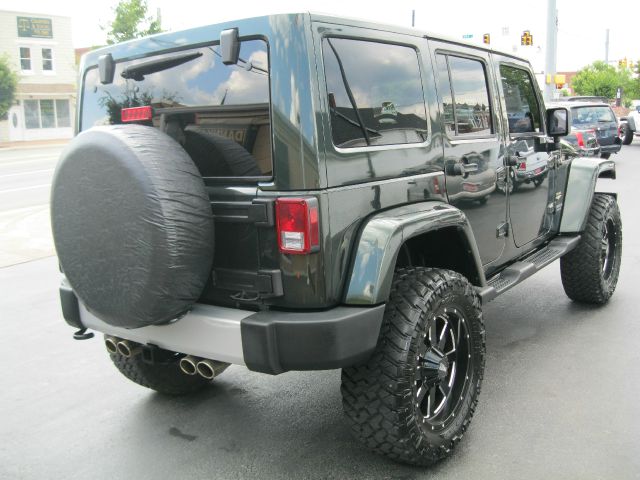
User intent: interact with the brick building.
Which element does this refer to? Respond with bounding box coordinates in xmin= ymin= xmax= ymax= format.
xmin=0 ymin=10 xmax=76 ymax=142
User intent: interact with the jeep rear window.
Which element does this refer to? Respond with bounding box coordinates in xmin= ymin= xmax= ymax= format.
xmin=322 ymin=38 xmax=428 ymax=148
xmin=80 ymin=39 xmax=272 ymax=179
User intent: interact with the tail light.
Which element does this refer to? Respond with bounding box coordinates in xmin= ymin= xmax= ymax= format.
xmin=518 ymin=162 xmax=526 ymax=170
xmin=433 ymin=176 xmax=441 ymax=195
xmin=121 ymin=106 xmax=153 ymax=123
xmin=275 ymin=198 xmax=320 ymax=254
xmin=575 ymin=131 xmax=585 ymax=148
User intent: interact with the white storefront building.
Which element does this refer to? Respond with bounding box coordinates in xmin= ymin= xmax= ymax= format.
xmin=0 ymin=10 xmax=76 ymax=142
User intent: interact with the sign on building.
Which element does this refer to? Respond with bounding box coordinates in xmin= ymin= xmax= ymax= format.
xmin=17 ymin=16 xmax=53 ymax=38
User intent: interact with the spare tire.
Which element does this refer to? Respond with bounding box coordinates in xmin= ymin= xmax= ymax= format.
xmin=51 ymin=125 xmax=214 ymax=329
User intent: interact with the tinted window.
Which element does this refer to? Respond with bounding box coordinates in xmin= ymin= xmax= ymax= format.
xmin=81 ymin=40 xmax=272 ymax=178
xmin=435 ymin=54 xmax=455 ymax=135
xmin=322 ymin=38 xmax=428 ymax=148
xmin=571 ymin=106 xmax=615 ymax=126
xmin=436 ymin=55 xmax=492 ymax=137
xmin=499 ymin=65 xmax=542 ymax=133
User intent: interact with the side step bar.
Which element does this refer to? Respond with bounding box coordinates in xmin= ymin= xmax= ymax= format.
xmin=478 ymin=235 xmax=581 ymax=303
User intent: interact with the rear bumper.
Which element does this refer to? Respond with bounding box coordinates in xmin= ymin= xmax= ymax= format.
xmin=599 ymin=142 xmax=622 ymax=154
xmin=60 ymin=284 xmax=385 ymax=374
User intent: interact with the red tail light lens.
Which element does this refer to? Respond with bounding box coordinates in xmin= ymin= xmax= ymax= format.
xmin=275 ymin=198 xmax=320 ymax=254
xmin=518 ymin=162 xmax=526 ymax=170
xmin=575 ymin=131 xmax=585 ymax=148
xmin=121 ymin=106 xmax=153 ymax=123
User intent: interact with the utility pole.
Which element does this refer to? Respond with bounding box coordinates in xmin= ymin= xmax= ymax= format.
xmin=544 ymin=0 xmax=558 ymax=101
xmin=411 ymin=10 xmax=415 ymax=27
xmin=605 ymin=28 xmax=609 ymax=63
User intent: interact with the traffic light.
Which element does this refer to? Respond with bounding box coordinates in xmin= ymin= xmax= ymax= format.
xmin=483 ymin=33 xmax=490 ymax=45
xmin=521 ymin=31 xmax=533 ymax=46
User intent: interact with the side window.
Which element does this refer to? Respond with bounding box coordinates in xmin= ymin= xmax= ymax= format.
xmin=499 ymin=65 xmax=542 ymax=133
xmin=435 ymin=54 xmax=492 ymax=137
xmin=435 ymin=54 xmax=455 ymax=135
xmin=322 ymin=38 xmax=428 ymax=148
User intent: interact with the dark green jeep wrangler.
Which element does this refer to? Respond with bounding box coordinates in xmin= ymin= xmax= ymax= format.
xmin=52 ymin=13 xmax=622 ymax=466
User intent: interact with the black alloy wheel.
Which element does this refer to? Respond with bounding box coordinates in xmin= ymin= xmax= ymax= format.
xmin=601 ymin=218 xmax=618 ymax=281
xmin=414 ymin=307 xmax=471 ymax=431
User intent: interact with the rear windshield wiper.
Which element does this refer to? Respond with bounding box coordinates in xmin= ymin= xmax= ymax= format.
xmin=121 ymin=52 xmax=203 ymax=81
xmin=326 ymin=39 xmax=371 ymax=146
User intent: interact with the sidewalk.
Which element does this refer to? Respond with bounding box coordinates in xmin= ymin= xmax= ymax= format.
xmin=0 ymin=204 xmax=55 ymax=268
xmin=0 ymin=139 xmax=69 ymax=151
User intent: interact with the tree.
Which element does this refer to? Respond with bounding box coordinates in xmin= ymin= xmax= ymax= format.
xmin=103 ymin=0 xmax=162 ymax=45
xmin=0 ymin=55 xmax=18 ymax=120
xmin=571 ymin=61 xmax=637 ymax=102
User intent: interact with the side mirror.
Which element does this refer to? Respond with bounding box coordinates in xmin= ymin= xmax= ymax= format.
xmin=98 ymin=53 xmax=115 ymax=85
xmin=220 ymin=28 xmax=240 ymax=65
xmin=547 ymin=107 xmax=569 ymax=138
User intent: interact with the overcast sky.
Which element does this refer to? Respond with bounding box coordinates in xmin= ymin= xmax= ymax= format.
xmin=3 ymin=0 xmax=639 ymax=72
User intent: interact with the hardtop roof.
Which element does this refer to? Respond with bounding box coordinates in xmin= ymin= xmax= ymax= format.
xmin=80 ymin=12 xmax=531 ymax=68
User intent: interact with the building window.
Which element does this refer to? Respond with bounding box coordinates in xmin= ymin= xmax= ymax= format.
xmin=24 ymin=100 xmax=40 ymax=128
xmin=42 ymin=48 xmax=53 ymax=71
xmin=23 ymin=99 xmax=71 ymax=129
xmin=55 ymin=99 xmax=70 ymax=127
xmin=19 ymin=47 xmax=31 ymax=71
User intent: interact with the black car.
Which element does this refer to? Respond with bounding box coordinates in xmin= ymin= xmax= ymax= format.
xmin=555 ymin=101 xmax=622 ymax=158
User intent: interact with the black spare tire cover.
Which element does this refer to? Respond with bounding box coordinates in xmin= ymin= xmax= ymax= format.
xmin=51 ymin=125 xmax=214 ymax=329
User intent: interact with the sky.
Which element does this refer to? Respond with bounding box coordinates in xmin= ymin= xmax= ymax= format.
xmin=2 ymin=0 xmax=639 ymax=73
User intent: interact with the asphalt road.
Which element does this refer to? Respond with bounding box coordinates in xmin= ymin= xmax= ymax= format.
xmin=1 ymin=144 xmax=640 ymax=479
xmin=0 ymin=145 xmax=64 ymax=212
xmin=0 ymin=144 xmax=65 ymax=267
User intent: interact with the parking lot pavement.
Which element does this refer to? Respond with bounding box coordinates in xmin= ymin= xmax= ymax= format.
xmin=1 ymin=144 xmax=640 ymax=479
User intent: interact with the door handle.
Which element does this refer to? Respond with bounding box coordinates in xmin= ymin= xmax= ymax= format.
xmin=462 ymin=162 xmax=479 ymax=173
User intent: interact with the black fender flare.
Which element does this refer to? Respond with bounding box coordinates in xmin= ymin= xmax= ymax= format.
xmin=343 ymin=202 xmax=484 ymax=305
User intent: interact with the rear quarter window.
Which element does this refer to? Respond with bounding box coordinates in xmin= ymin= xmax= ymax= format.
xmin=322 ymin=37 xmax=428 ymax=149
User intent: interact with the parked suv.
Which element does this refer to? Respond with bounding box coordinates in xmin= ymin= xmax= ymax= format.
xmin=554 ymin=100 xmax=622 ymax=158
xmin=52 ymin=14 xmax=622 ymax=467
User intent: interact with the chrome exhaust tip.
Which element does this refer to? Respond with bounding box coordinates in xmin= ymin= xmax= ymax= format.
xmin=116 ymin=340 xmax=140 ymax=358
xmin=196 ymin=359 xmax=229 ymax=380
xmin=179 ymin=356 xmax=198 ymax=376
xmin=104 ymin=336 xmax=118 ymax=355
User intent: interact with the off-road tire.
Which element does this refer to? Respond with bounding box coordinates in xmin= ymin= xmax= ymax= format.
xmin=109 ymin=347 xmax=212 ymax=395
xmin=621 ymin=123 xmax=633 ymax=145
xmin=560 ymin=194 xmax=622 ymax=304
xmin=341 ymin=268 xmax=485 ymax=466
